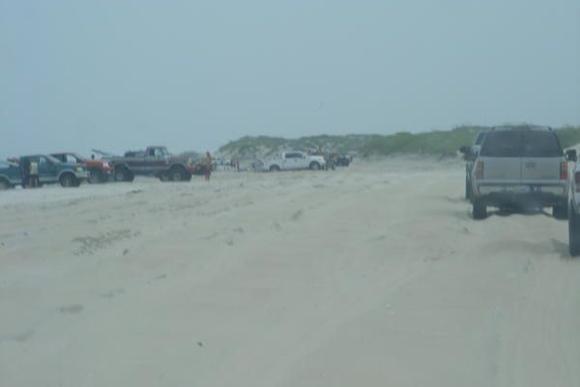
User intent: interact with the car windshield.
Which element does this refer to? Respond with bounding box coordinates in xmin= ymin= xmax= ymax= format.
xmin=70 ymin=153 xmax=86 ymax=162
xmin=46 ymin=155 xmax=63 ymax=164
xmin=480 ymin=130 xmax=563 ymax=158
xmin=153 ymin=148 xmax=169 ymax=157
xmin=480 ymin=131 xmax=522 ymax=157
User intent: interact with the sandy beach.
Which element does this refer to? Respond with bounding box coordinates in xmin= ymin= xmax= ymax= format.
xmin=1 ymin=158 xmax=579 ymax=387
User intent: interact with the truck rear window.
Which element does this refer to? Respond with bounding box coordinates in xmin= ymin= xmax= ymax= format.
xmin=479 ymin=130 xmax=563 ymax=158
xmin=480 ymin=131 xmax=521 ymax=157
xmin=522 ymin=131 xmax=562 ymax=157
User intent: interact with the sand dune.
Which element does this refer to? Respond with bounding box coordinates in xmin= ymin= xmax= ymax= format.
xmin=1 ymin=158 xmax=579 ymax=387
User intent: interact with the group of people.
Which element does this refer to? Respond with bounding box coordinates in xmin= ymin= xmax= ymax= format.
xmin=202 ymin=153 xmax=242 ymax=181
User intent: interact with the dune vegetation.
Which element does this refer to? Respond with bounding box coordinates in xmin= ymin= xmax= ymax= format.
xmin=218 ymin=125 xmax=580 ymax=159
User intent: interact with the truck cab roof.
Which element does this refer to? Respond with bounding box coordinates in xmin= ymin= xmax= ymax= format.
xmin=492 ymin=125 xmax=552 ymax=132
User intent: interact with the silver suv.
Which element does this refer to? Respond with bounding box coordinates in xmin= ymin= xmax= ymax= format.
xmin=470 ymin=125 xmax=572 ymax=220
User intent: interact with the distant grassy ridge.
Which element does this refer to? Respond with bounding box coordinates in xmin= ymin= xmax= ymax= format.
xmin=218 ymin=126 xmax=580 ymax=159
xmin=555 ymin=126 xmax=580 ymax=149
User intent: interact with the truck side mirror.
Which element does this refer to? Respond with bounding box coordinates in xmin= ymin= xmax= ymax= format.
xmin=566 ymin=149 xmax=577 ymax=162
xmin=459 ymin=146 xmax=474 ymax=160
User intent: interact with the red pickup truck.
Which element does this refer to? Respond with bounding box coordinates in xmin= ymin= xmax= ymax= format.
xmin=51 ymin=153 xmax=113 ymax=183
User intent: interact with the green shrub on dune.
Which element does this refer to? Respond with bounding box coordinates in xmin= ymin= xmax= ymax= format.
xmin=219 ymin=125 xmax=580 ymax=159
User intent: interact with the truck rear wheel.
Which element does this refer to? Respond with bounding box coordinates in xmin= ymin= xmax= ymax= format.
xmin=114 ymin=166 xmax=134 ymax=182
xmin=60 ymin=173 xmax=78 ymax=188
xmin=569 ymin=203 xmax=580 ymax=257
xmin=309 ymin=162 xmax=321 ymax=170
xmin=472 ymin=200 xmax=487 ymax=220
xmin=168 ymin=166 xmax=189 ymax=182
xmin=0 ymin=179 xmax=10 ymax=190
xmin=269 ymin=165 xmax=280 ymax=172
xmin=553 ymin=203 xmax=568 ymax=220
xmin=465 ymin=177 xmax=472 ymax=201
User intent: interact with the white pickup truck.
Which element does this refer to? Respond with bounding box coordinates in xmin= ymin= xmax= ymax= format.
xmin=262 ymin=151 xmax=326 ymax=172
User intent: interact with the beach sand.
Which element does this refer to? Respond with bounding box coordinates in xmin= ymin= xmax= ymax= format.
xmin=1 ymin=158 xmax=579 ymax=387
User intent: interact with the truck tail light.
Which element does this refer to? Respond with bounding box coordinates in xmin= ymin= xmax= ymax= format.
xmin=475 ymin=160 xmax=484 ymax=180
xmin=561 ymin=161 xmax=569 ymax=181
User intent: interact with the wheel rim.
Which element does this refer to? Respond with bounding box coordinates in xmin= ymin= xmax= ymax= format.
xmin=172 ymin=171 xmax=182 ymax=181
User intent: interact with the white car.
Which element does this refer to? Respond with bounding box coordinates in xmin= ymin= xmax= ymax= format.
xmin=262 ymin=151 xmax=326 ymax=172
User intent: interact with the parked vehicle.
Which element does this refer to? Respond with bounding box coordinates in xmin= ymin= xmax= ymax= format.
xmin=335 ymin=154 xmax=352 ymax=167
xmin=51 ymin=152 xmax=113 ymax=184
xmin=324 ymin=153 xmax=352 ymax=170
xmin=251 ymin=159 xmax=265 ymax=172
xmin=104 ymin=146 xmax=197 ymax=182
xmin=262 ymin=151 xmax=326 ymax=172
xmin=19 ymin=155 xmax=88 ymax=187
xmin=0 ymin=160 xmax=23 ymax=190
xmin=466 ymin=125 xmax=574 ymax=220
xmin=567 ymin=152 xmax=580 ymax=256
xmin=460 ymin=131 xmax=488 ymax=200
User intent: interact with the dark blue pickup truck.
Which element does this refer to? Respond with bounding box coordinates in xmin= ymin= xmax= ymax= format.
xmin=0 ymin=155 xmax=89 ymax=190
xmin=19 ymin=155 xmax=89 ymax=187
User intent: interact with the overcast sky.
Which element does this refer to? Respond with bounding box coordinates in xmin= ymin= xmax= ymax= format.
xmin=1 ymin=0 xmax=578 ymax=158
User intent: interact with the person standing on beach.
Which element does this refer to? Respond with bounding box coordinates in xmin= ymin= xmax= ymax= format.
xmin=21 ymin=158 xmax=30 ymax=188
xmin=204 ymin=151 xmax=212 ymax=181
xmin=29 ymin=160 xmax=39 ymax=188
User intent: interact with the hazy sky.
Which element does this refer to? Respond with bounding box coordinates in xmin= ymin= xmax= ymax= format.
xmin=1 ymin=0 xmax=578 ymax=158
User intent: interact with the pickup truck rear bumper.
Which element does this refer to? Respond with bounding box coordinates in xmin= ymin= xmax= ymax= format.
xmin=475 ymin=183 xmax=567 ymax=207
